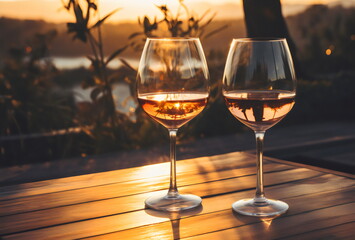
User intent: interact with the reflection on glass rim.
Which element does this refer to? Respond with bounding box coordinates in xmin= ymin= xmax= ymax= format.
xmin=233 ymin=37 xmax=286 ymax=42
xmin=147 ymin=37 xmax=200 ymax=41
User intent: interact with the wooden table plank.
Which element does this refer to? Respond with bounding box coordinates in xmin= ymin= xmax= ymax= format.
xmin=0 ymin=167 xmax=321 ymax=235
xmin=81 ymin=179 xmax=355 ymax=240
xmin=0 ymin=162 xmax=293 ymax=217
xmin=183 ymin=203 xmax=354 ymax=240
xmin=2 ymin=173 xmax=351 ymax=239
xmin=281 ymin=222 xmax=355 ymax=240
xmin=0 ymin=152 xmax=269 ymax=200
xmin=0 ymin=151 xmax=353 ymax=240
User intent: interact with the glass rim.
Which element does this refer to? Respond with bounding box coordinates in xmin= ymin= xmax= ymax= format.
xmin=232 ymin=37 xmax=286 ymax=42
xmin=146 ymin=37 xmax=200 ymax=41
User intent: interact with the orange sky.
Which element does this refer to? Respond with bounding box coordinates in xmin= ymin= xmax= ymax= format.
xmin=0 ymin=0 xmax=354 ymax=23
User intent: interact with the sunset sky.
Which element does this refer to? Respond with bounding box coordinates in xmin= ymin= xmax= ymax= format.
xmin=0 ymin=0 xmax=354 ymax=23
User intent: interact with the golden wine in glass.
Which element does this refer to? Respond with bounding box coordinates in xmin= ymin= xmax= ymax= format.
xmin=137 ymin=38 xmax=209 ymax=212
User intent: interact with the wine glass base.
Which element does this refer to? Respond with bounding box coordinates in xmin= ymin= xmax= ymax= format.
xmin=232 ymin=198 xmax=288 ymax=217
xmin=145 ymin=192 xmax=202 ymax=212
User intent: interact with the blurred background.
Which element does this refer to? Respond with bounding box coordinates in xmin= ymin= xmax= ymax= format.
xmin=0 ymin=0 xmax=354 ymax=184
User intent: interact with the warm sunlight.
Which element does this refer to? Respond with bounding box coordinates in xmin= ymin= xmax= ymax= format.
xmin=1 ymin=0 xmax=354 ymax=237
xmin=1 ymin=0 xmax=354 ymax=23
xmin=133 ymin=163 xmax=169 ymax=179
xmin=0 ymin=0 xmax=238 ymax=23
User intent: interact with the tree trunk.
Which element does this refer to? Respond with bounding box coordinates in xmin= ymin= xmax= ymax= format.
xmin=242 ymin=0 xmax=303 ymax=77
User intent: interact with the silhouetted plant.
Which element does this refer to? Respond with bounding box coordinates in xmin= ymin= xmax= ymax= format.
xmin=62 ymin=0 xmax=228 ymax=153
xmin=128 ymin=0 xmax=229 ymax=141
xmin=0 ymin=30 xmax=74 ymax=136
xmin=129 ymin=0 xmax=228 ymax=51
xmin=63 ymin=0 xmax=137 ymax=150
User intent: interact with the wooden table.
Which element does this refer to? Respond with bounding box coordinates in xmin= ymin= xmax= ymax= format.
xmin=0 ymin=152 xmax=354 ymax=239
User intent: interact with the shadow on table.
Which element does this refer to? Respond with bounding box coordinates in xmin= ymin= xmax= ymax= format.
xmin=145 ymin=206 xmax=203 ymax=239
xmin=232 ymin=209 xmax=283 ymax=231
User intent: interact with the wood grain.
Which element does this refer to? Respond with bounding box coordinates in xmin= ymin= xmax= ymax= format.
xmin=83 ymin=178 xmax=355 ymax=240
xmin=0 ymin=168 xmax=321 ymax=235
xmin=0 ymin=162 xmax=292 ymax=217
xmin=0 ymin=152 xmax=353 ymax=240
xmin=183 ymin=203 xmax=354 ymax=240
xmin=0 ymin=152 xmax=264 ymax=200
xmin=281 ymin=222 xmax=355 ymax=240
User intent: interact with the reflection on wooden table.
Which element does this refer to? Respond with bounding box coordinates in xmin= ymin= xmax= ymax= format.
xmin=0 ymin=152 xmax=353 ymax=239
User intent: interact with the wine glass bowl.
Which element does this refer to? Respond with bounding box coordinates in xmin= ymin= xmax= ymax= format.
xmin=224 ymin=90 xmax=295 ymax=131
xmin=138 ymin=92 xmax=208 ymax=129
xmin=137 ymin=38 xmax=209 ymax=212
xmin=223 ymin=38 xmax=296 ymax=217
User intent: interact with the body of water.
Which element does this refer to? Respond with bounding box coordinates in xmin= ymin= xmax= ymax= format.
xmin=50 ymin=56 xmax=140 ymax=70
xmin=72 ymin=83 xmax=138 ymax=122
xmin=51 ymin=56 xmax=139 ymax=121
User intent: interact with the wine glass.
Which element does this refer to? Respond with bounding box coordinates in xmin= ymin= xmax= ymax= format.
xmin=222 ymin=38 xmax=296 ymax=217
xmin=137 ymin=38 xmax=209 ymax=212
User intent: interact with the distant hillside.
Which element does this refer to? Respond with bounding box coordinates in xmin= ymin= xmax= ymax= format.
xmin=1 ymin=4 xmax=354 ymax=73
xmin=0 ymin=17 xmax=245 ymax=59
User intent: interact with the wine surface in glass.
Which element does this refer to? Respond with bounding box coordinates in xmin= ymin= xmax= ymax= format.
xmin=138 ymin=92 xmax=208 ymax=129
xmin=224 ymin=90 xmax=295 ymax=131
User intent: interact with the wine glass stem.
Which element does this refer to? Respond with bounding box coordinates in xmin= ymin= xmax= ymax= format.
xmin=254 ymin=130 xmax=266 ymax=201
xmin=168 ymin=129 xmax=179 ymax=197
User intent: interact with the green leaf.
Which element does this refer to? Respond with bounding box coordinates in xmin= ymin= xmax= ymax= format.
xmin=105 ymin=45 xmax=128 ymax=65
xmin=91 ymin=8 xmax=121 ymax=29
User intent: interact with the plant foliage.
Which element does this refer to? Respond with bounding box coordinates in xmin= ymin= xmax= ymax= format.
xmin=129 ymin=0 xmax=228 ymax=51
xmin=63 ymin=0 xmax=138 ymax=152
xmin=0 ymin=30 xmax=74 ymax=136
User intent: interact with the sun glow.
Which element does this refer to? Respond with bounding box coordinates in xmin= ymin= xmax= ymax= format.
xmin=133 ymin=163 xmax=169 ymax=179
xmin=0 ymin=0 xmax=209 ymax=23
xmin=1 ymin=0 xmax=353 ymax=23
